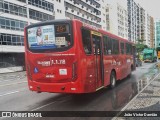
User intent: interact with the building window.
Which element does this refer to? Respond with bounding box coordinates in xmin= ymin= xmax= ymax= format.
xmin=0 ymin=17 xmax=27 ymax=31
xmin=0 ymin=33 xmax=24 ymax=46
xmin=29 ymin=9 xmax=54 ymax=21
xmin=28 ymin=0 xmax=54 ymax=12
xmin=0 ymin=1 xmax=27 ymax=17
xmin=65 ymin=12 xmax=101 ymax=28
xmin=65 ymin=2 xmax=101 ymax=23
xmin=56 ymin=0 xmax=61 ymax=2
xmin=17 ymin=0 xmax=26 ymax=3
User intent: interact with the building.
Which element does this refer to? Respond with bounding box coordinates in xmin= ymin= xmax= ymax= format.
xmin=55 ymin=0 xmax=65 ymax=19
xmin=100 ymin=0 xmax=107 ymax=30
xmin=150 ymin=16 xmax=155 ymax=48
xmin=0 ymin=0 xmax=108 ymax=69
xmin=145 ymin=13 xmax=151 ymax=47
xmin=105 ymin=0 xmax=128 ymax=39
xmin=155 ymin=19 xmax=160 ymax=48
xmin=64 ymin=0 xmax=106 ymax=29
xmin=139 ymin=6 xmax=146 ymax=43
xmin=144 ymin=13 xmax=155 ymax=48
xmin=0 ymin=0 xmax=63 ymax=68
xmin=127 ymin=0 xmax=149 ymax=44
xmin=127 ymin=0 xmax=139 ymax=42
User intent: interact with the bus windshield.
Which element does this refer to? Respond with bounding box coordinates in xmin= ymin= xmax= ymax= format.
xmin=27 ymin=24 xmax=72 ymax=52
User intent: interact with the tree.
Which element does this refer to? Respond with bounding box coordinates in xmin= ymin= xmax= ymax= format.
xmin=137 ymin=39 xmax=144 ymax=44
xmin=156 ymin=47 xmax=160 ymax=51
xmin=135 ymin=39 xmax=148 ymax=58
xmin=135 ymin=43 xmax=148 ymax=53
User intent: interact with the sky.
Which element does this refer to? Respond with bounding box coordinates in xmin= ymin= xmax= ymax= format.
xmin=134 ymin=0 xmax=160 ymax=19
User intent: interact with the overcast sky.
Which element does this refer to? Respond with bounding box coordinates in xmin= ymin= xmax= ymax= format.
xmin=134 ymin=0 xmax=160 ymax=19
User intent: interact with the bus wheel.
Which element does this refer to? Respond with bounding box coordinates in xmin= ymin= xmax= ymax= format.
xmin=110 ymin=71 xmax=116 ymax=89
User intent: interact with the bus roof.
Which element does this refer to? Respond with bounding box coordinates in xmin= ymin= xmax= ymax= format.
xmin=26 ymin=19 xmax=72 ymax=28
xmin=100 ymin=29 xmax=134 ymax=44
xmin=26 ymin=19 xmax=134 ymax=45
xmin=72 ymin=19 xmax=134 ymax=44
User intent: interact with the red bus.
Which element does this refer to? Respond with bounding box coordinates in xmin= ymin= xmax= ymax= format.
xmin=24 ymin=19 xmax=136 ymax=93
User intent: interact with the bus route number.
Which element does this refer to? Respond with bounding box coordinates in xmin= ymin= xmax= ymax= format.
xmin=51 ymin=59 xmax=66 ymax=65
xmin=56 ymin=25 xmax=67 ymax=33
xmin=37 ymin=59 xmax=66 ymax=67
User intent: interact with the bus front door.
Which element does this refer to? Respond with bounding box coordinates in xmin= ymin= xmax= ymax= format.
xmin=92 ymin=34 xmax=104 ymax=90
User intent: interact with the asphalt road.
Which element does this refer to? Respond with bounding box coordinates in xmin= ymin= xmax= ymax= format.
xmin=0 ymin=63 xmax=159 ymax=120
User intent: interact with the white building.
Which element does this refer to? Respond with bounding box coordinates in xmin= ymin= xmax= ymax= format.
xmin=54 ymin=0 xmax=65 ymax=19
xmin=99 ymin=0 xmax=107 ymax=30
xmin=155 ymin=19 xmax=160 ymax=48
xmin=106 ymin=0 xmax=128 ymax=39
xmin=64 ymin=0 xmax=106 ymax=29
xmin=0 ymin=0 xmax=64 ymax=67
xmin=127 ymin=0 xmax=139 ymax=42
xmin=145 ymin=13 xmax=151 ymax=47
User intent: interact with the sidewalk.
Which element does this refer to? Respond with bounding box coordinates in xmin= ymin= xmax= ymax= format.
xmin=0 ymin=66 xmax=24 ymax=74
xmin=115 ymin=72 xmax=160 ymax=120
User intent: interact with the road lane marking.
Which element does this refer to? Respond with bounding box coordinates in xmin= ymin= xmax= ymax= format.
xmin=31 ymin=101 xmax=57 ymax=111
xmin=0 ymin=88 xmax=27 ymax=97
xmin=31 ymin=96 xmax=71 ymax=111
xmin=0 ymin=76 xmax=26 ymax=82
xmin=0 ymin=79 xmax=22 ymax=83
xmin=0 ymin=81 xmax=27 ymax=87
xmin=112 ymin=72 xmax=160 ymax=120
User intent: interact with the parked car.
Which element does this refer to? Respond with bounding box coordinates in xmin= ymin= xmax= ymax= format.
xmin=136 ymin=58 xmax=142 ymax=67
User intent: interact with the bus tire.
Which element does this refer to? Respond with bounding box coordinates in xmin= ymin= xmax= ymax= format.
xmin=110 ymin=71 xmax=116 ymax=89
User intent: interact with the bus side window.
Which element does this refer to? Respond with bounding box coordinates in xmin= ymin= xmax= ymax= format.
xmin=108 ymin=38 xmax=112 ymax=55
xmin=112 ymin=39 xmax=119 ymax=55
xmin=81 ymin=28 xmax=92 ymax=54
xmin=126 ymin=43 xmax=129 ymax=54
xmin=92 ymin=35 xmax=101 ymax=55
xmin=126 ymin=43 xmax=132 ymax=55
xmin=121 ymin=42 xmax=125 ymax=54
xmin=103 ymin=36 xmax=111 ymax=55
xmin=103 ymin=36 xmax=107 ymax=55
xmin=132 ymin=46 xmax=136 ymax=55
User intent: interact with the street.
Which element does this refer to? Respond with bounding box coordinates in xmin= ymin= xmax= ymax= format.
xmin=0 ymin=62 xmax=159 ymax=120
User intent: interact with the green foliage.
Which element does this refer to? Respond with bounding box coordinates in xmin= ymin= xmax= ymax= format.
xmin=135 ymin=43 xmax=148 ymax=53
xmin=156 ymin=47 xmax=160 ymax=51
xmin=137 ymin=39 xmax=144 ymax=44
xmin=135 ymin=39 xmax=149 ymax=59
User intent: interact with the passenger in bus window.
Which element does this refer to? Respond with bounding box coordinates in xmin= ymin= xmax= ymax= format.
xmin=36 ymin=27 xmax=43 ymax=45
xmin=84 ymin=45 xmax=90 ymax=54
xmin=65 ymin=39 xmax=71 ymax=46
xmin=65 ymin=35 xmax=71 ymax=47
xmin=83 ymin=38 xmax=91 ymax=54
xmin=108 ymin=50 xmax=111 ymax=55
